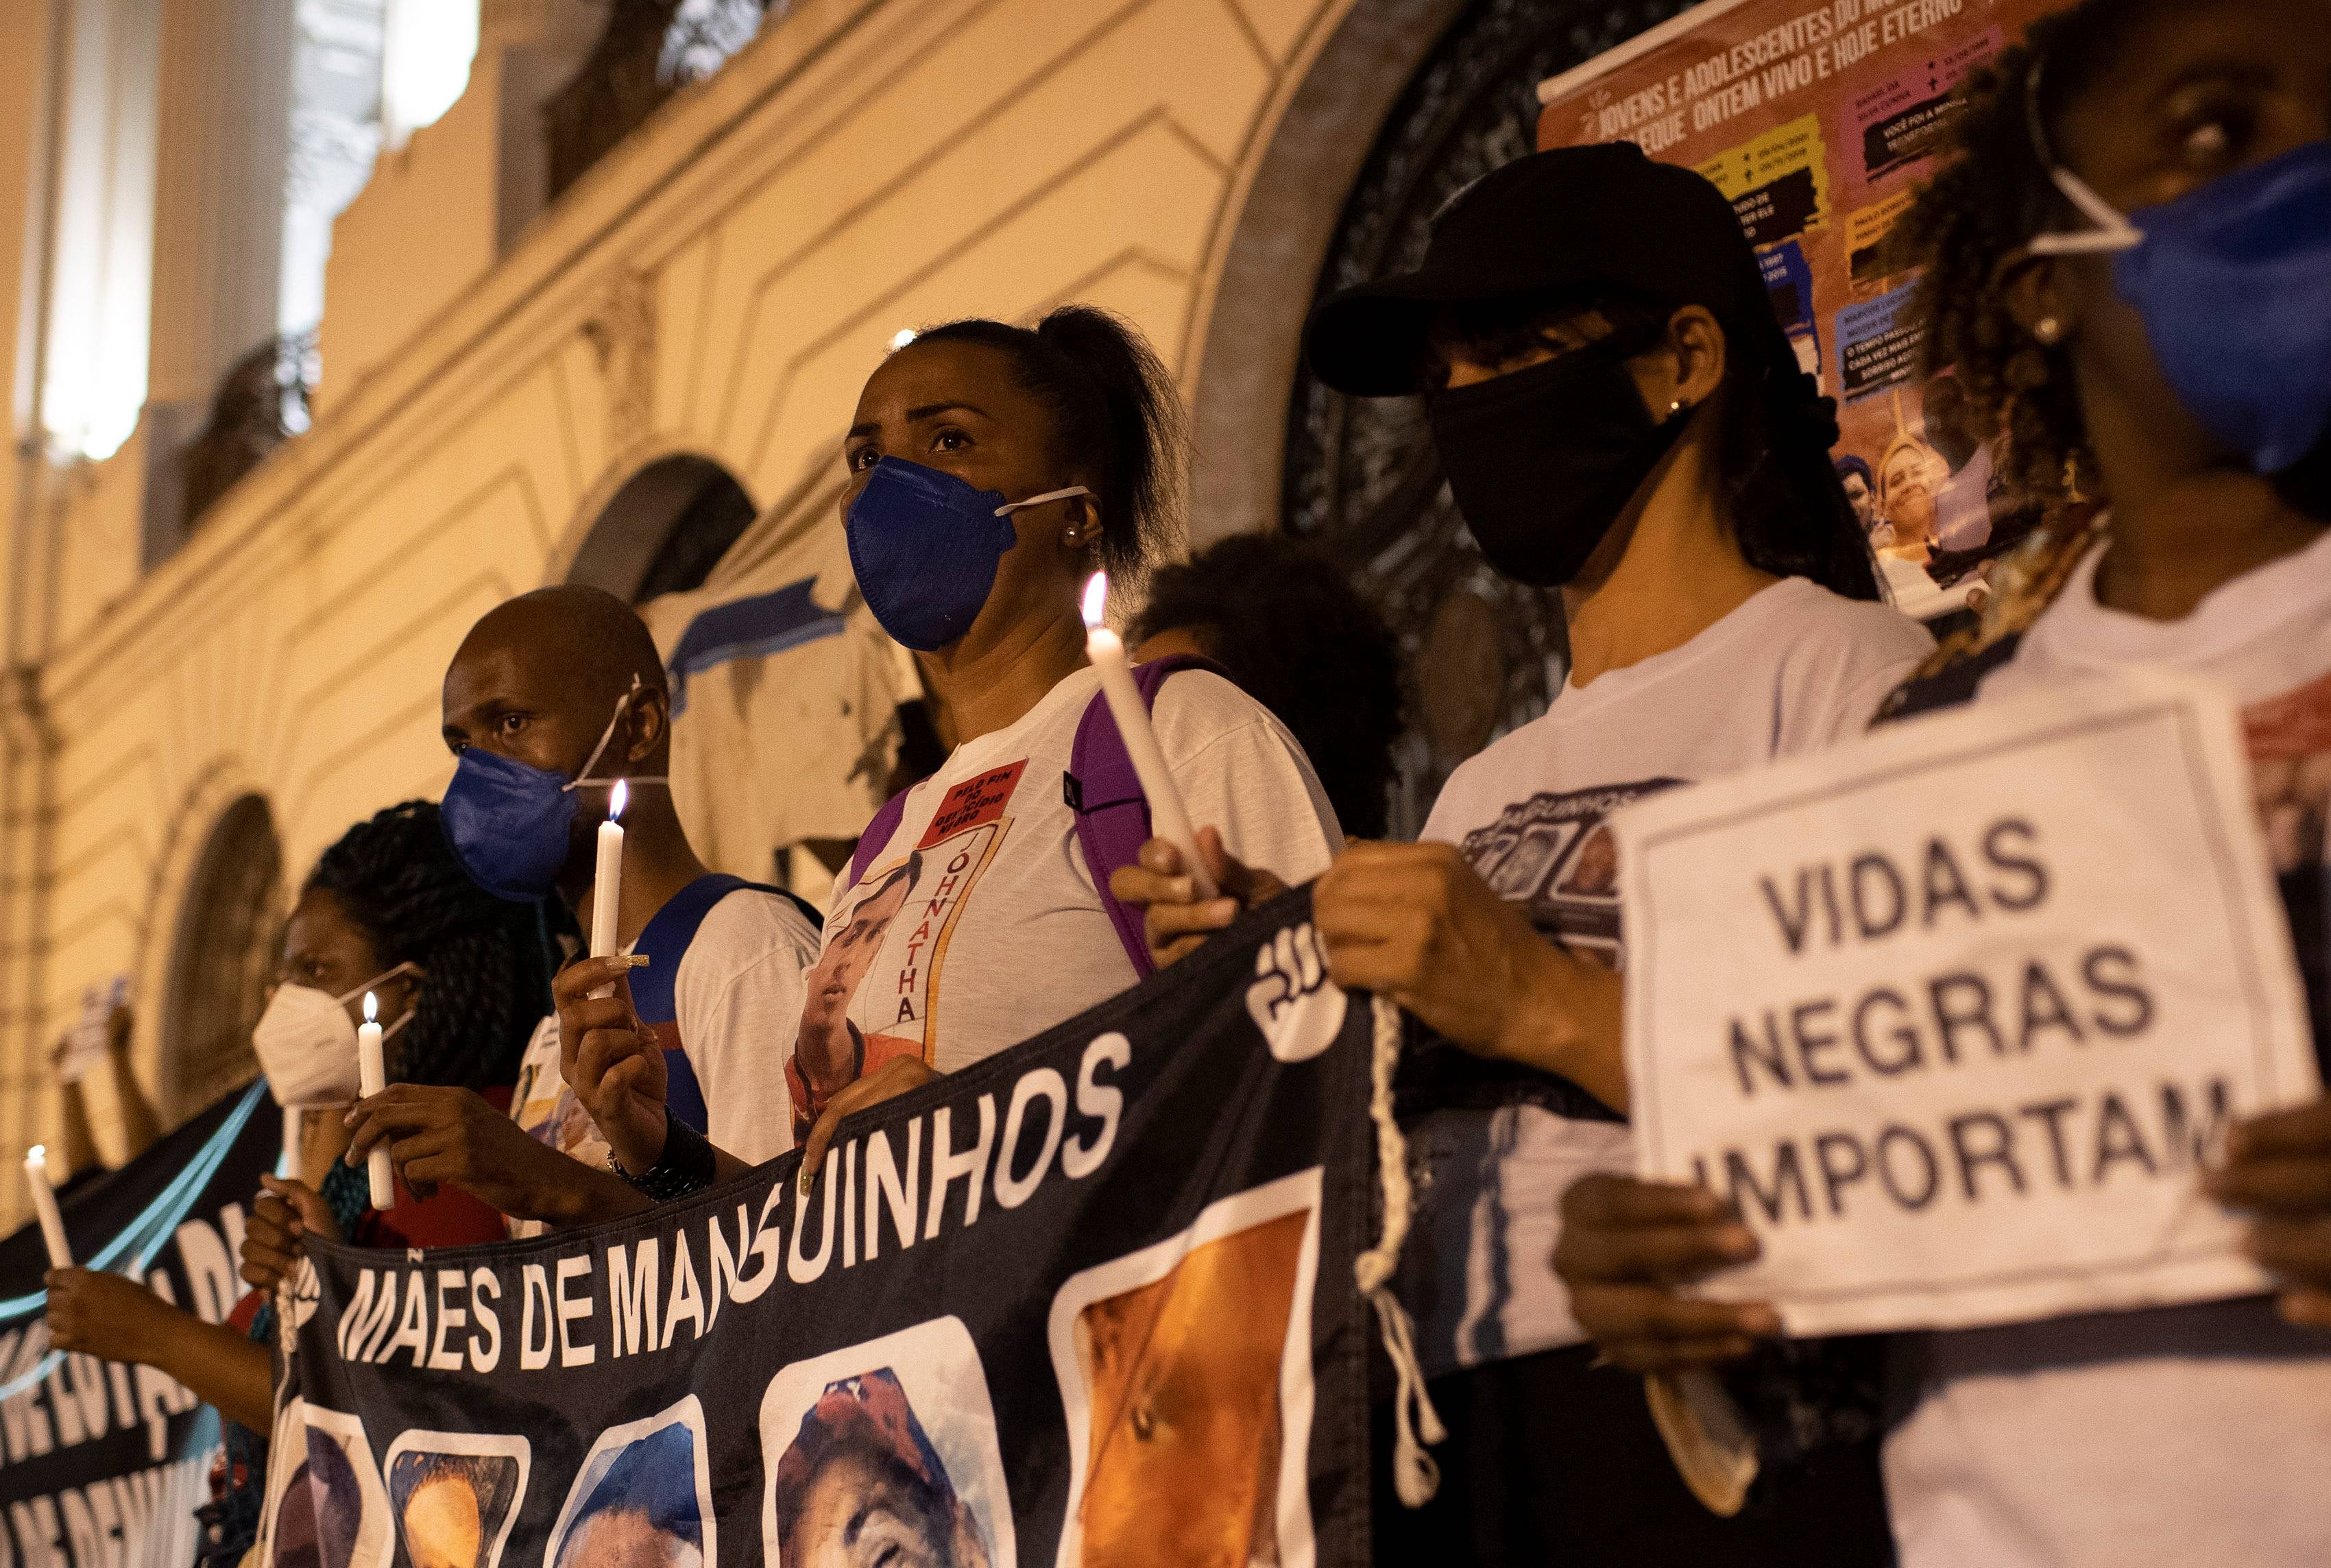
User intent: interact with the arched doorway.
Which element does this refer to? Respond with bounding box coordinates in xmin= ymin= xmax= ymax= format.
xmin=565 ymin=453 xmax=757 ymax=603
xmin=160 ymin=794 xmax=282 ymax=1120
xmin=1280 ymin=0 xmax=1691 ymax=837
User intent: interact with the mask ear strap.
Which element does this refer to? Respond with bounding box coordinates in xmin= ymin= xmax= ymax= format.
xmin=564 ymin=675 xmax=673 ymax=793
xmin=993 ymin=485 xmax=1093 ymax=518
xmin=2023 ymin=53 xmax=2145 ymax=256
xmin=334 ymin=960 xmax=424 ymax=1009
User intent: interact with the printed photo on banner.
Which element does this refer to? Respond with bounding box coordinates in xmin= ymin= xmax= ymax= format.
xmin=1048 ymin=1168 xmax=1322 ymax=1568
xmin=1610 ymin=672 xmax=2323 ymax=1336
xmin=264 ymin=1401 xmax=394 ymax=1568
xmin=385 ymin=1431 xmax=531 ymax=1568
xmin=545 ymin=1397 xmax=716 ymax=1568
xmin=1537 ymin=0 xmax=2066 ymax=623
xmin=759 ymin=1316 xmax=1012 ymax=1568
xmin=790 ymin=762 xmax=1025 ymax=1139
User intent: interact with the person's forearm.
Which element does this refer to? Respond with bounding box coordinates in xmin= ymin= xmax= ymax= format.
xmin=543 ymin=1162 xmax=655 ymax=1227
xmin=136 ymin=1314 xmax=276 ymax=1433
xmin=56 ymin=1083 xmax=100 ymax=1176
xmin=106 ymin=1052 xmax=160 ymax=1160
xmin=553 ymin=1144 xmax=758 ymax=1226
xmin=1499 ymin=952 xmax=1630 ymax=1114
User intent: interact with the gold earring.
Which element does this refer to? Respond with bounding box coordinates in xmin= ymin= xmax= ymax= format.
xmin=2033 ymin=316 xmax=2064 ymax=346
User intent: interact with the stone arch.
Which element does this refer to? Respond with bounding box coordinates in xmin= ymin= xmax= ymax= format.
xmin=558 ymin=451 xmax=758 ymax=603
xmin=158 ymin=792 xmax=284 ymax=1121
xmin=1183 ymin=0 xmax=1471 ymax=548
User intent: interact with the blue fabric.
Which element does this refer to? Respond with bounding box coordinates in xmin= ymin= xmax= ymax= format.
xmin=569 ymin=1423 xmax=701 ymax=1553
xmin=632 ymin=873 xmax=819 ymax=1135
xmin=664 ymin=578 xmax=846 ymax=716
xmin=439 ymin=747 xmax=579 ymax=902
xmin=2116 ymin=141 xmax=2331 ymax=474
xmin=844 ymin=458 xmax=1019 ymax=651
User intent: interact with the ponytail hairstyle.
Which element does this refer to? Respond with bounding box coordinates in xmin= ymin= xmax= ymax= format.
xmin=1893 ymin=0 xmax=2163 ymax=505
xmin=304 ymin=801 xmax=567 ymax=1090
xmin=1715 ymin=343 xmax=1881 ymax=601
xmin=910 ymin=306 xmax=1185 ymax=581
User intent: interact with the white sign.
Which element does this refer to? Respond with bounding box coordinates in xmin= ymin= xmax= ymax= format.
xmin=1612 ymin=671 xmax=2320 ymax=1336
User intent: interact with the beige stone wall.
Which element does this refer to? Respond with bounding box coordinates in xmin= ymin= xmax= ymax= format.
xmin=2 ymin=0 xmax=1465 ymax=1214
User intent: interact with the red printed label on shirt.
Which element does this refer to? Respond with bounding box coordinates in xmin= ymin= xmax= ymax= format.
xmin=918 ymin=761 xmax=1026 ymax=849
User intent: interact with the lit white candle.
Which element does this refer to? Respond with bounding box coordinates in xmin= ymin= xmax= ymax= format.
xmin=590 ymin=779 xmax=627 ymax=998
xmin=356 ymin=993 xmax=394 ymax=1211
xmin=1082 ymin=572 xmax=1217 ymax=900
xmin=23 ymin=1146 xmax=69 ymax=1270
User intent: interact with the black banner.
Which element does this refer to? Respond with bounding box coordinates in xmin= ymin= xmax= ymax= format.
xmin=0 ymin=1083 xmax=282 ymax=1565
xmin=271 ymin=891 xmax=1377 ymax=1568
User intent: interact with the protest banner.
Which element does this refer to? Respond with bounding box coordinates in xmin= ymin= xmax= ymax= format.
xmin=0 ymin=1083 xmax=282 ymax=1565
xmin=265 ymin=891 xmax=1384 ymax=1568
xmin=1537 ymin=0 xmax=2062 ymax=620
xmin=1611 ymin=673 xmax=2321 ymax=1336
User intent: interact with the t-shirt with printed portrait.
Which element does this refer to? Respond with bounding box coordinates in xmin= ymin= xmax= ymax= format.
xmin=1404 ymin=576 xmax=1933 ymax=1377
xmin=786 ymin=664 xmax=1342 ymax=1144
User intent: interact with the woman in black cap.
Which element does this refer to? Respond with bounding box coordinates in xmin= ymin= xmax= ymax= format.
xmin=1124 ymin=140 xmax=1927 ymax=1563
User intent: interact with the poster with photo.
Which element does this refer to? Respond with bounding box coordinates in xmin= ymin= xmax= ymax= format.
xmin=1537 ymin=0 xmax=2065 ymax=620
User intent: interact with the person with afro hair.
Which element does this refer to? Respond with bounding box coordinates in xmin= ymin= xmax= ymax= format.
xmin=1128 ymin=533 xmax=1403 ymax=843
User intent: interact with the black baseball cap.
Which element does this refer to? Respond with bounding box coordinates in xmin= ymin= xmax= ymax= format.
xmin=1304 ymin=142 xmax=1790 ymax=397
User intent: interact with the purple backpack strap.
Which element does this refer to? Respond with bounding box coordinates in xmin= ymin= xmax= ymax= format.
xmin=846 ymin=787 xmax=913 ymax=893
xmin=1067 ymin=653 xmax=1227 ymax=979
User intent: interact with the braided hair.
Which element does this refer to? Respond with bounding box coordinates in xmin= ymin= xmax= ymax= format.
xmin=304 ymin=801 xmax=565 ymax=1089
xmin=909 ymin=306 xmax=1185 ymax=582
xmin=1892 ymin=0 xmax=2169 ymax=507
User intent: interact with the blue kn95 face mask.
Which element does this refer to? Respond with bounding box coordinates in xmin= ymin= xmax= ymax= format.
xmin=845 ymin=457 xmax=1091 ymax=652
xmin=441 ymin=677 xmax=666 ymax=902
xmin=2030 ymin=129 xmax=2331 ymax=479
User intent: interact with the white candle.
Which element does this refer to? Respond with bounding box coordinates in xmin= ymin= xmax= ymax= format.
xmin=356 ymin=993 xmax=395 ymax=1211
xmin=23 ymin=1146 xmax=70 ymax=1270
xmin=1082 ymin=573 xmax=1218 ymax=900
xmin=590 ymin=779 xmax=627 ymax=998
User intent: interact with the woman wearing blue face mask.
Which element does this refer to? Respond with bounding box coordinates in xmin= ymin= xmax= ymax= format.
xmin=1559 ymin=3 xmax=2331 ymax=1562
xmin=557 ymin=307 xmax=1343 ymax=1194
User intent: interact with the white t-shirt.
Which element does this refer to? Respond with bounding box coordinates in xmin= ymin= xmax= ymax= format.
xmin=1882 ymin=524 xmax=2331 ymax=1568
xmin=787 ymin=664 xmax=1341 ymax=1146
xmin=1405 ymin=576 xmax=1933 ymax=1375
xmin=509 ymin=884 xmax=819 ymax=1231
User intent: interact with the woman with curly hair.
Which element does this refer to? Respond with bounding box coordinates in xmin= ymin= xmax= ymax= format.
xmin=1558 ymin=1 xmax=2331 ymax=1560
xmin=44 ymin=800 xmax=559 ymax=1559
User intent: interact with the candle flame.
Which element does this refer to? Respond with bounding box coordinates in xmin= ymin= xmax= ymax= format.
xmin=363 ymin=991 xmax=378 ymax=1024
xmin=1080 ymin=572 xmax=1109 ymax=630
xmin=610 ymin=778 xmax=629 ymax=820
xmin=25 ymin=1146 xmax=44 ymax=1165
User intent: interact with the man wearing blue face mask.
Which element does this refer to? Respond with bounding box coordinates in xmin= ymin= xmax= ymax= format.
xmin=343 ymin=586 xmax=822 ymax=1231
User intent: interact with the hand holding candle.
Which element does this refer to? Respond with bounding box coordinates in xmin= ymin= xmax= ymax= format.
xmin=23 ymin=1146 xmax=70 ymax=1269
xmin=356 ymin=993 xmax=395 ymax=1211
xmin=590 ymin=779 xmax=627 ymax=998
xmin=1083 ymin=572 xmax=1218 ymax=900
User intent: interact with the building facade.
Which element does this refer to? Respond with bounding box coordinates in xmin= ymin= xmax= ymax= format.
xmin=0 ymin=0 xmax=1678 ymax=1215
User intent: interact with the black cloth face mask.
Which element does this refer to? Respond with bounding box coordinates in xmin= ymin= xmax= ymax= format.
xmin=1426 ymin=344 xmax=1691 ymax=586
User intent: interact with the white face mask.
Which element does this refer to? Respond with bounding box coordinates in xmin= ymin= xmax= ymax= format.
xmin=252 ymin=963 xmax=418 ymax=1109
